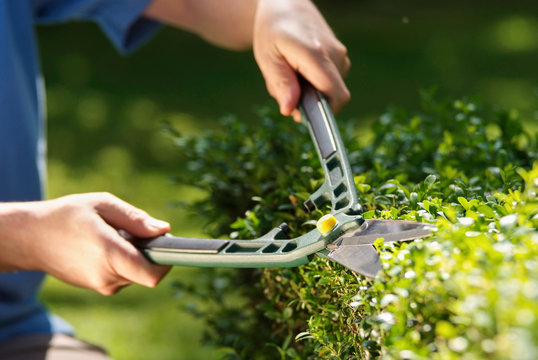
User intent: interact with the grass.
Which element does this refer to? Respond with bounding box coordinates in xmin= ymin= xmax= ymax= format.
xmin=40 ymin=269 xmax=222 ymax=360
xmin=36 ymin=0 xmax=537 ymax=358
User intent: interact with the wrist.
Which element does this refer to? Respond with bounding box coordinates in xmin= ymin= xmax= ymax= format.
xmin=0 ymin=202 xmax=39 ymax=271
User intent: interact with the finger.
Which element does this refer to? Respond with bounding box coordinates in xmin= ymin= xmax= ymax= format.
xmin=329 ymin=42 xmax=351 ymax=78
xmin=300 ymin=60 xmax=350 ymax=114
xmin=106 ymin=229 xmax=171 ymax=288
xmin=279 ymin=43 xmax=351 ymax=113
xmin=96 ymin=279 xmax=132 ymax=296
xmin=334 ymin=53 xmax=351 ymax=79
xmin=255 ymin=51 xmax=301 ymax=117
xmin=93 ymin=193 xmax=170 ymax=238
xmin=291 ymin=108 xmax=302 ymax=123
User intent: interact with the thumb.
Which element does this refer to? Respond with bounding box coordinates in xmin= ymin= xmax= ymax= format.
xmin=94 ymin=193 xmax=170 ymax=238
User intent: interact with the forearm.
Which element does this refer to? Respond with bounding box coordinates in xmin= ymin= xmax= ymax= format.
xmin=0 ymin=194 xmax=171 ymax=295
xmin=145 ymin=0 xmax=351 ymax=118
xmin=144 ymin=0 xmax=257 ymax=50
xmin=0 ymin=202 xmax=35 ymax=271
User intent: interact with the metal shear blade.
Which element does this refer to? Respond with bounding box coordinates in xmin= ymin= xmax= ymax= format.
xmin=136 ymin=80 xmax=435 ymax=276
xmin=328 ymin=245 xmax=381 ymax=278
xmin=332 ymin=219 xmax=432 ymax=247
xmin=327 ymin=220 xmax=432 ymax=278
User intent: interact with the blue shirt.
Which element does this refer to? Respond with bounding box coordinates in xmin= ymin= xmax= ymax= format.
xmin=0 ymin=0 xmax=159 ymax=342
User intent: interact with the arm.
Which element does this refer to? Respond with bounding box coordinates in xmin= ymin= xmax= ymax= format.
xmin=0 ymin=193 xmax=170 ymax=295
xmin=144 ymin=0 xmax=351 ymax=121
xmin=143 ymin=0 xmax=256 ymax=50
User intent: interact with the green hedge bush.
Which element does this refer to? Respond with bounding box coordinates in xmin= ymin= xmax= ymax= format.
xmin=170 ymin=91 xmax=537 ymax=359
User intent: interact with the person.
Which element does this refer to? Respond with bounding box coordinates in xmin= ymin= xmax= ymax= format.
xmin=0 ymin=0 xmax=350 ymax=358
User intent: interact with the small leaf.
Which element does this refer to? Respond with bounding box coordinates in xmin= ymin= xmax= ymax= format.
xmin=282 ymin=307 xmax=293 ymax=319
xmin=458 ymin=197 xmax=469 ymax=209
xmin=436 ymin=321 xmax=458 ymax=338
xmin=362 ymin=210 xmax=376 ymax=219
xmin=477 ymin=204 xmax=496 ymax=218
xmin=295 ymin=332 xmax=314 ymax=341
xmin=379 ymin=183 xmax=398 ymax=193
xmin=357 ymin=183 xmax=371 ymax=193
xmin=374 ymin=237 xmax=385 ymax=250
xmin=410 ymin=192 xmax=419 ymax=206
xmin=424 ymin=174 xmax=437 ymax=189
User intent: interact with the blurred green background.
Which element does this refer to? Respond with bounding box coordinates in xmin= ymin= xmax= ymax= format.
xmin=37 ymin=0 xmax=537 ymax=359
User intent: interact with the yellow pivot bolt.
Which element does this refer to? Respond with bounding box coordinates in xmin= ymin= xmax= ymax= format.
xmin=317 ymin=214 xmax=338 ymax=235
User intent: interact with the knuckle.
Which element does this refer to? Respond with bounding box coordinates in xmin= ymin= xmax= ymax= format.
xmin=89 ymin=273 xmax=119 ymax=296
xmin=341 ymin=88 xmax=351 ymax=103
xmin=90 ymin=191 xmax=116 ymax=206
xmin=306 ymin=41 xmax=326 ymax=58
xmin=329 ymin=90 xmax=350 ymax=114
xmin=97 ymin=286 xmax=117 ymax=296
xmin=146 ymin=279 xmax=159 ymax=289
xmin=128 ymin=208 xmax=149 ymax=225
xmin=96 ymin=280 xmax=126 ymax=296
xmin=145 ymin=272 xmax=162 ymax=288
xmin=92 ymin=279 xmax=114 ymax=296
xmin=343 ymin=57 xmax=352 ymax=73
xmin=337 ymin=42 xmax=348 ymax=57
xmin=145 ymin=266 xmax=170 ymax=288
xmin=99 ymin=192 xmax=115 ymax=202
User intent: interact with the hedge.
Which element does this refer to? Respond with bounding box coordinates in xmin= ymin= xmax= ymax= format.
xmin=169 ymin=90 xmax=538 ymax=359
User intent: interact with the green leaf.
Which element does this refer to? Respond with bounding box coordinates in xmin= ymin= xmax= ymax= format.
xmin=477 ymin=204 xmax=496 ymax=218
xmin=458 ymin=197 xmax=469 ymax=209
xmin=436 ymin=321 xmax=457 ymax=338
xmin=362 ymin=210 xmax=376 ymax=219
xmin=374 ymin=237 xmax=385 ymax=250
xmin=282 ymin=307 xmax=293 ymax=319
xmin=357 ymin=183 xmax=371 ymax=193
xmin=424 ymin=174 xmax=437 ymax=189
xmin=168 ymin=95 xmax=538 ymax=360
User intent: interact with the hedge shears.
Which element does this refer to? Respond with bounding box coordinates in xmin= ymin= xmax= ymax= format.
xmin=135 ymin=81 xmax=432 ymax=278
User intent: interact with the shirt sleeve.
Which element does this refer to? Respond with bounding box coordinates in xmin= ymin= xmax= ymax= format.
xmin=32 ymin=0 xmax=161 ymax=54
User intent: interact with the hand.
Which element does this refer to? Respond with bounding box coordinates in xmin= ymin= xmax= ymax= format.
xmin=253 ymin=0 xmax=351 ymax=121
xmin=0 ymin=193 xmax=171 ymax=295
xmin=145 ymin=0 xmax=350 ymax=122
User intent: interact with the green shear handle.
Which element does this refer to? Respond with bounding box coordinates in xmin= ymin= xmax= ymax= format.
xmin=134 ymin=80 xmax=364 ymax=268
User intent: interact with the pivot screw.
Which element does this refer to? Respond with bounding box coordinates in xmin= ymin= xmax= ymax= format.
xmin=316 ymin=214 xmax=338 ymax=235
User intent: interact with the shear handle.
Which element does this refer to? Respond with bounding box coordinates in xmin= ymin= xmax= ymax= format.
xmin=298 ymin=78 xmax=361 ymax=215
xmin=299 ymin=79 xmax=337 ymax=160
xmin=132 ymin=235 xmax=229 ymax=254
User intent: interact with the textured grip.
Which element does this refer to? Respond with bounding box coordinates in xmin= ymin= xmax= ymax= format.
xmin=300 ymin=83 xmax=337 ymax=159
xmin=134 ymin=235 xmax=229 ymax=254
